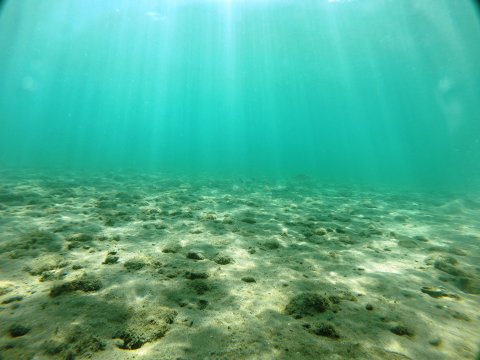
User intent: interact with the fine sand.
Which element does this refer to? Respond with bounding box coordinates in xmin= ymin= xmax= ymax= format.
xmin=0 ymin=170 xmax=479 ymax=360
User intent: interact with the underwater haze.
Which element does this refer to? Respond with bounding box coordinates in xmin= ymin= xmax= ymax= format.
xmin=0 ymin=0 xmax=479 ymax=189
xmin=1 ymin=1 xmax=480 ymax=360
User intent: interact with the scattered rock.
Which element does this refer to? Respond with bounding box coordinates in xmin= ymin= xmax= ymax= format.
xmin=311 ymin=323 xmax=340 ymax=339
xmin=449 ymin=310 xmax=470 ymax=321
xmin=44 ymin=325 xmax=106 ymax=358
xmin=50 ymin=275 xmax=102 ymax=297
xmin=335 ymin=227 xmax=347 ymax=234
xmin=44 ymin=339 xmax=67 ymax=355
xmin=390 ymin=325 xmax=414 ymax=337
xmin=261 ymin=240 xmax=280 ymax=250
xmin=40 ymin=270 xmax=66 ymax=282
xmin=365 ymin=303 xmax=374 ymax=311
xmin=314 ymin=228 xmax=327 ymax=236
xmin=1 ymin=296 xmax=23 ymax=304
xmin=0 ymin=283 xmax=14 ymax=296
xmin=190 ymin=280 xmax=211 ymax=295
xmin=434 ymin=260 xmax=467 ymax=277
xmin=11 ymin=230 xmax=62 ymax=256
xmin=116 ymin=306 xmax=177 ymax=350
xmin=241 ymin=277 xmax=256 ymax=283
xmin=186 ymin=252 xmax=204 ymax=261
xmin=162 ymin=244 xmax=181 ymax=254
xmin=66 ymin=233 xmax=95 ymax=249
xmin=25 ymin=255 xmax=69 ymax=276
xmin=67 ymin=233 xmax=94 ymax=243
xmin=398 ymin=239 xmax=418 ymax=248
xmin=124 ymin=257 xmax=148 ymax=271
xmin=421 ymin=287 xmax=460 ymax=299
xmin=197 ymin=299 xmax=209 ymax=310
xmin=428 ymin=254 xmax=458 ymax=266
xmin=368 ymin=224 xmax=382 ymax=235
xmin=103 ymin=254 xmax=119 ymax=264
xmin=455 ymin=277 xmax=480 ymax=295
xmin=213 ymin=254 xmax=234 ymax=265
xmin=240 ymin=217 xmax=256 ymax=224
xmin=9 ymin=325 xmax=30 ymax=337
xmin=448 ymin=247 xmax=467 ymax=256
xmin=338 ymin=235 xmax=356 ymax=245
xmin=413 ymin=235 xmax=429 ymax=242
xmin=285 ymin=293 xmax=330 ymax=318
xmin=185 ymin=271 xmax=208 ymax=280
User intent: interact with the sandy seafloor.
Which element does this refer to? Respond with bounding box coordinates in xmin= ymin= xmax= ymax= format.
xmin=0 ymin=170 xmax=479 ymax=360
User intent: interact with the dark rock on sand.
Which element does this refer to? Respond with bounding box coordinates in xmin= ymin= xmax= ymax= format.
xmin=421 ymin=286 xmax=460 ymax=299
xmin=261 ymin=239 xmax=280 ymax=250
xmin=40 ymin=270 xmax=66 ymax=282
xmin=162 ymin=244 xmax=181 ymax=254
xmin=434 ymin=260 xmax=467 ymax=277
xmin=116 ymin=306 xmax=177 ymax=350
xmin=335 ymin=227 xmax=347 ymax=234
xmin=311 ymin=323 xmax=340 ymax=339
xmin=338 ymin=235 xmax=356 ymax=245
xmin=390 ymin=325 xmax=414 ymax=337
xmin=429 ymin=338 xmax=442 ymax=346
xmin=241 ymin=276 xmax=256 ymax=283
xmin=0 ymin=191 xmax=25 ymax=204
xmin=190 ymin=280 xmax=211 ymax=295
xmin=50 ymin=275 xmax=102 ymax=297
xmin=285 ymin=293 xmax=330 ymax=319
xmin=429 ymin=254 xmax=458 ymax=266
xmin=103 ymin=254 xmax=119 ymax=264
xmin=12 ymin=230 xmax=63 ymax=255
xmin=25 ymin=255 xmax=69 ymax=276
xmin=413 ymin=235 xmax=429 ymax=242
xmin=9 ymin=324 xmax=30 ymax=337
xmin=186 ymin=252 xmax=204 ymax=260
xmin=2 ymin=296 xmax=23 ymax=304
xmin=449 ymin=310 xmax=471 ymax=321
xmin=197 ymin=299 xmax=209 ymax=310
xmin=213 ymin=254 xmax=234 ymax=265
xmin=0 ymin=284 xmax=13 ymax=296
xmin=314 ymin=227 xmax=327 ymax=236
xmin=44 ymin=325 xmax=106 ymax=358
xmin=398 ymin=239 xmax=419 ymax=248
xmin=455 ymin=277 xmax=480 ymax=294
xmin=240 ymin=217 xmax=256 ymax=224
xmin=124 ymin=257 xmax=148 ymax=271
xmin=66 ymin=233 xmax=95 ymax=249
xmin=365 ymin=303 xmax=374 ymax=311
xmin=185 ymin=271 xmax=208 ymax=280
xmin=448 ymin=246 xmax=467 ymax=256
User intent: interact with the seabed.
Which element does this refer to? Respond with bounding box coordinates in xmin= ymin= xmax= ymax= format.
xmin=0 ymin=170 xmax=479 ymax=359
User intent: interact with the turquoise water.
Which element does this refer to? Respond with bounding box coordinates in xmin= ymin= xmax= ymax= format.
xmin=0 ymin=0 xmax=480 ymax=189
xmin=1 ymin=3 xmax=480 ymax=359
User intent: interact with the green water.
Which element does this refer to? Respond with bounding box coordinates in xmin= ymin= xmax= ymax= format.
xmin=0 ymin=0 xmax=479 ymax=189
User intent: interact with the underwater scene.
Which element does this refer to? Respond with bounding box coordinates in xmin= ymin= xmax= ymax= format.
xmin=0 ymin=1 xmax=480 ymax=359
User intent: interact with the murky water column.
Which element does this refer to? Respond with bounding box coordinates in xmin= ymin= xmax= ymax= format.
xmin=0 ymin=0 xmax=479 ymax=190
